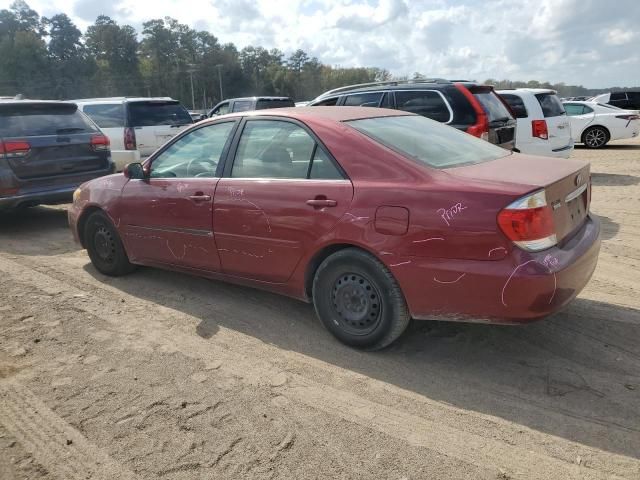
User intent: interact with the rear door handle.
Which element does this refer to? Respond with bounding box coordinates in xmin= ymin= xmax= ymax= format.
xmin=306 ymin=199 xmax=337 ymax=207
xmin=189 ymin=193 xmax=212 ymax=202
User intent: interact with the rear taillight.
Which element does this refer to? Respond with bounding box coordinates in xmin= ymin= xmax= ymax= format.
xmin=0 ymin=140 xmax=31 ymax=158
xmin=615 ymin=114 xmax=640 ymax=121
xmin=454 ymin=83 xmax=489 ymax=141
xmin=531 ymin=120 xmax=548 ymax=140
xmin=497 ymin=190 xmax=557 ymax=251
xmin=124 ymin=127 xmax=136 ymax=150
xmin=90 ymin=134 xmax=110 ymax=151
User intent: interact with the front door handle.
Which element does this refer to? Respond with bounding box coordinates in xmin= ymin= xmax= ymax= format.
xmin=306 ymin=198 xmax=337 ymax=208
xmin=189 ymin=193 xmax=212 ymax=202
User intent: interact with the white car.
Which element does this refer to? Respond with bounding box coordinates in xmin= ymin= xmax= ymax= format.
xmin=73 ymin=97 xmax=193 ymax=171
xmin=562 ymin=101 xmax=640 ymax=148
xmin=497 ymin=89 xmax=573 ymax=158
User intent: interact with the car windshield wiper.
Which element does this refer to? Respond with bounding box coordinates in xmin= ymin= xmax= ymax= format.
xmin=56 ymin=127 xmax=86 ymax=134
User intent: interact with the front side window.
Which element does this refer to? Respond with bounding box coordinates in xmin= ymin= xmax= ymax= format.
xmin=82 ymin=104 xmax=125 ymax=128
xmin=212 ymin=102 xmax=230 ymax=115
xmin=535 ymin=93 xmax=566 ymax=117
xmin=312 ymin=97 xmax=338 ymax=106
xmin=128 ymin=101 xmax=192 ymax=127
xmin=149 ymin=122 xmax=235 ymax=178
xmin=343 ymin=92 xmax=384 ymax=107
xmin=231 ymin=120 xmax=342 ymax=179
xmin=232 ymin=100 xmax=254 ymax=112
xmin=347 ymin=115 xmax=510 ymax=169
xmin=395 ymin=91 xmax=451 ymax=123
xmin=500 ymin=94 xmax=528 ymax=118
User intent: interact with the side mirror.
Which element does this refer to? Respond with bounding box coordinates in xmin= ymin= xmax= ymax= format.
xmin=123 ymin=162 xmax=147 ymax=180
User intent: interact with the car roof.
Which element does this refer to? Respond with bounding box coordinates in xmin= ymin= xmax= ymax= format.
xmin=211 ymin=106 xmax=413 ymax=123
xmin=312 ymin=79 xmax=477 ymax=101
xmin=0 ymin=100 xmax=77 ymax=106
xmin=497 ymin=88 xmax=556 ymax=95
xmin=72 ymin=97 xmax=175 ymax=104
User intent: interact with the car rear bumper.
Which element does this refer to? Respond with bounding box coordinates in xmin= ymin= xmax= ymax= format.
xmin=392 ymin=215 xmax=601 ymax=323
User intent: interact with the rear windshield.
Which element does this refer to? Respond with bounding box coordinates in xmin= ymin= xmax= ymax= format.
xmin=347 ymin=115 xmax=510 ymax=169
xmin=472 ymin=90 xmax=513 ymax=122
xmin=128 ymin=101 xmax=192 ymax=127
xmin=535 ymin=93 xmax=566 ymax=117
xmin=82 ymin=103 xmax=125 ymax=128
xmin=256 ymin=99 xmax=294 ymax=109
xmin=0 ymin=103 xmax=98 ymax=137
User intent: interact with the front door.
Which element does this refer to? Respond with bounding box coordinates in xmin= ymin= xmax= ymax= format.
xmin=213 ymin=118 xmax=353 ymax=283
xmin=120 ymin=120 xmax=237 ymax=271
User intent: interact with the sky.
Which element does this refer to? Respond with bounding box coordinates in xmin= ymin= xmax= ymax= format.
xmin=3 ymin=0 xmax=639 ymax=88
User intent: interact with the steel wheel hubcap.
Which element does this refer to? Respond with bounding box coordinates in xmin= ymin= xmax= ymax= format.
xmin=94 ymin=227 xmax=116 ymax=263
xmin=586 ymin=129 xmax=605 ymax=147
xmin=332 ymin=273 xmax=381 ymax=335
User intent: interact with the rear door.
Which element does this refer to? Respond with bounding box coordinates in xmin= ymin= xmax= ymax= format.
xmin=80 ymin=103 xmax=125 ymax=150
xmin=534 ymin=92 xmax=572 ymax=150
xmin=214 ymin=118 xmax=353 ymax=282
xmin=564 ymin=104 xmax=595 ymax=142
xmin=0 ymin=102 xmax=109 ymax=180
xmin=126 ymin=100 xmax=193 ymax=158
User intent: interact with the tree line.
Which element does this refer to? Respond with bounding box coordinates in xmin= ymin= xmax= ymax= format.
xmin=0 ymin=1 xmax=635 ymax=109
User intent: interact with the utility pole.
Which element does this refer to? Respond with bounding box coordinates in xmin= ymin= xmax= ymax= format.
xmin=187 ymin=64 xmax=197 ymax=110
xmin=216 ymin=64 xmax=224 ymax=102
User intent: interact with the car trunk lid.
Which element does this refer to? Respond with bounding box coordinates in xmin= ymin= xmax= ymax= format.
xmin=448 ymin=153 xmax=591 ymax=243
xmin=127 ymin=100 xmax=192 ymax=157
xmin=0 ymin=102 xmax=110 ymax=179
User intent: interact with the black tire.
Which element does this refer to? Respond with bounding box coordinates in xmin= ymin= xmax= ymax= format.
xmin=312 ymin=248 xmax=411 ymax=350
xmin=582 ymin=126 xmax=609 ymax=148
xmin=84 ymin=211 xmax=135 ymax=276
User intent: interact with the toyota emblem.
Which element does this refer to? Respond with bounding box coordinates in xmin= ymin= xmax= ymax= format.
xmin=575 ymin=174 xmax=583 ymax=186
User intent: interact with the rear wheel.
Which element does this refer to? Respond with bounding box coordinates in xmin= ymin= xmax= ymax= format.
xmin=582 ymin=126 xmax=609 ymax=148
xmin=312 ymin=248 xmax=411 ymax=350
xmin=85 ymin=211 xmax=135 ymax=276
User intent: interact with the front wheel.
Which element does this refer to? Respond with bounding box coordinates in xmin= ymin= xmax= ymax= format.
xmin=312 ymin=248 xmax=411 ymax=350
xmin=582 ymin=126 xmax=609 ymax=148
xmin=85 ymin=211 xmax=136 ymax=276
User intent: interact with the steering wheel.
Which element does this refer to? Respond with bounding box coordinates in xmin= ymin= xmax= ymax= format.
xmin=186 ymin=157 xmax=217 ymax=177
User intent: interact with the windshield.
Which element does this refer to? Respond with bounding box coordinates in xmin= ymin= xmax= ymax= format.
xmin=0 ymin=103 xmax=98 ymax=137
xmin=128 ymin=101 xmax=192 ymax=127
xmin=347 ymin=115 xmax=511 ymax=169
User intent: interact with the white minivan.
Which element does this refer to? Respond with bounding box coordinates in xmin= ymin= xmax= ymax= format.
xmin=497 ymin=89 xmax=573 ymax=158
xmin=73 ymin=97 xmax=193 ymax=171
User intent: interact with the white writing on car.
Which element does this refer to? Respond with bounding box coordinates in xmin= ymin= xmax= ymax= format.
xmin=437 ymin=203 xmax=467 ymax=226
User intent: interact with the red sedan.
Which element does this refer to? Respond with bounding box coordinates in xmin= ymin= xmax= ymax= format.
xmin=69 ymin=107 xmax=601 ymax=349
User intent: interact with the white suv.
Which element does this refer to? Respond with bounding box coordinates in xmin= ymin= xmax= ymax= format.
xmin=497 ymin=89 xmax=573 ymax=158
xmin=73 ymin=97 xmax=193 ymax=171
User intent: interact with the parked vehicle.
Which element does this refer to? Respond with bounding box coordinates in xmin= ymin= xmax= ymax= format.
xmin=69 ymin=107 xmax=599 ymax=349
xmin=73 ymin=97 xmax=193 ymax=171
xmin=591 ymin=91 xmax=640 ymax=111
xmin=497 ymin=89 xmax=573 ymax=158
xmin=562 ymin=101 xmax=640 ymax=148
xmin=308 ymin=79 xmax=517 ymax=149
xmin=0 ymin=100 xmax=114 ymax=211
xmin=208 ymin=97 xmax=295 ymax=116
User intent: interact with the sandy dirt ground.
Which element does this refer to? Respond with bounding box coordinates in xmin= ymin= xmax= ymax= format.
xmin=0 ymin=137 xmax=639 ymax=479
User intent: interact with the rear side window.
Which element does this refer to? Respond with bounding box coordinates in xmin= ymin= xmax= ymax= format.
xmin=499 ymin=94 xmax=528 ymax=118
xmin=610 ymin=92 xmax=627 ymax=101
xmin=82 ymin=104 xmax=125 ymax=128
xmin=535 ymin=93 xmax=565 ymax=118
xmin=232 ymin=101 xmax=254 ymax=112
xmin=343 ymin=92 xmax=384 ymax=107
xmin=348 ymin=115 xmax=510 ymax=169
xmin=128 ymin=101 xmax=192 ymax=127
xmin=256 ymin=99 xmax=294 ymax=109
xmin=0 ymin=104 xmax=98 ymax=137
xmin=395 ymin=91 xmax=451 ymax=123
xmin=471 ymin=89 xmax=513 ymax=121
